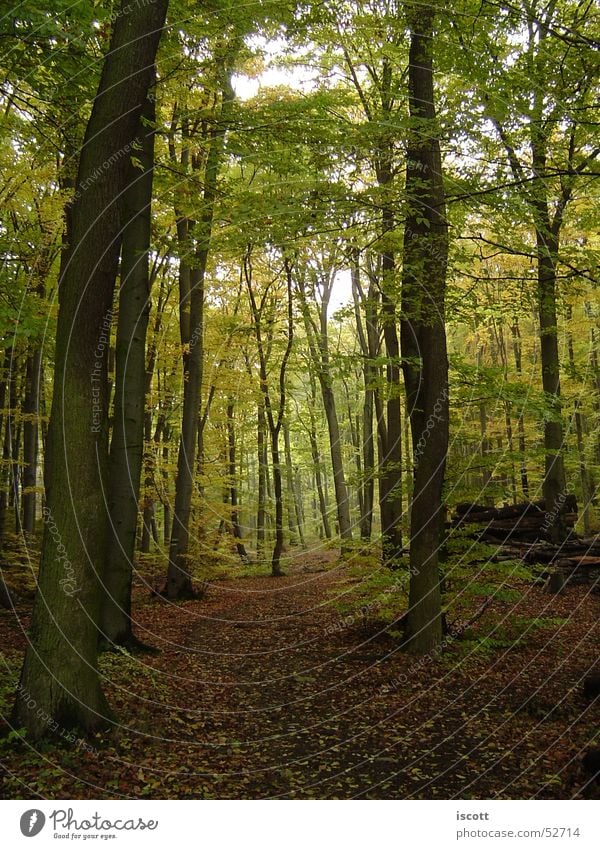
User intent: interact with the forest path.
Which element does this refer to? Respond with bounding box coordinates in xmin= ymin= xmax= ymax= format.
xmin=125 ymin=549 xmax=598 ymax=799
xmin=1 ymin=548 xmax=598 ymax=799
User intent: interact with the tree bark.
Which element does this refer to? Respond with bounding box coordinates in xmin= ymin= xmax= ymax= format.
xmin=402 ymin=3 xmax=449 ymax=655
xmin=100 ymin=83 xmax=156 ymax=649
xmin=13 ymin=0 xmax=168 ymax=738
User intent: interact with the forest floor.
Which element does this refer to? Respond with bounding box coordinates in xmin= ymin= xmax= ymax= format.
xmin=0 ymin=546 xmax=599 ymax=799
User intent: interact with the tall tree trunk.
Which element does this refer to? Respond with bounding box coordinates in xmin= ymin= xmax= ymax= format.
xmin=535 ymin=228 xmax=568 ymax=539
xmin=402 ymin=3 xmax=449 ymax=655
xmin=566 ymin=323 xmax=593 ymax=534
xmin=227 ymin=400 xmax=250 ymax=564
xmin=166 ymin=44 xmax=238 ymax=599
xmin=21 ymin=348 xmax=42 ymax=536
xmin=101 ymin=83 xmax=156 ymax=649
xmin=9 ymin=356 xmax=21 ymax=535
xmin=245 ymin=254 xmax=295 ymax=576
xmin=13 ymin=0 xmax=168 ymax=738
xmin=0 ymin=349 xmax=14 ymax=552
xmin=511 ymin=321 xmax=529 ymax=497
xmin=284 ymin=419 xmax=305 ymax=548
xmin=307 ymin=374 xmax=331 ymax=540
xmin=297 ymin=269 xmax=352 ymax=546
xmin=373 ymin=60 xmax=403 ymax=565
xmin=256 ymin=400 xmax=268 ymax=558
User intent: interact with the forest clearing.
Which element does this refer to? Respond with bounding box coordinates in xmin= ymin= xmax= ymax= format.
xmin=0 ymin=0 xmax=599 ymax=808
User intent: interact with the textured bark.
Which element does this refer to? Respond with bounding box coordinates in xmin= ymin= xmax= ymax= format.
xmin=101 ymin=84 xmax=156 ymax=648
xmin=535 ymin=227 xmax=567 ymax=541
xmin=13 ymin=0 xmax=168 ymax=738
xmin=402 ymin=4 xmax=449 ymax=655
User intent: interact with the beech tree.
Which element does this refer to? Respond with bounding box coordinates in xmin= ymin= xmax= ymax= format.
xmin=13 ymin=0 xmax=169 ymax=737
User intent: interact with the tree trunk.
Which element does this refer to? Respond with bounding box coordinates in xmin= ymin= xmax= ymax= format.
xmin=245 ymin=254 xmax=294 ymax=576
xmin=227 ymin=400 xmax=250 ymax=564
xmin=402 ymin=4 xmax=449 ymax=655
xmin=166 ymin=45 xmax=238 ymax=599
xmin=256 ymin=400 xmax=268 ymax=558
xmin=13 ymin=0 xmax=168 ymax=738
xmin=307 ymin=374 xmax=331 ymax=540
xmin=536 ymin=230 xmax=568 ymax=540
xmin=297 ymin=269 xmax=352 ymax=546
xmin=21 ymin=348 xmax=42 ymax=536
xmin=284 ymin=420 xmax=305 ymax=548
xmin=101 ymin=83 xmax=156 ymax=649
xmin=511 ymin=321 xmax=529 ymax=497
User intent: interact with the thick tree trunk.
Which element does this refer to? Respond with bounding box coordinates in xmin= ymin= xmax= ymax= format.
xmin=12 ymin=0 xmax=168 ymax=739
xmin=536 ymin=232 xmax=568 ymax=541
xmin=101 ymin=84 xmax=156 ymax=649
xmin=402 ymin=4 xmax=449 ymax=655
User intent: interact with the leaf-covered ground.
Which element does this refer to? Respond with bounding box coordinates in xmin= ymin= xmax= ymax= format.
xmin=1 ymin=550 xmax=599 ymax=799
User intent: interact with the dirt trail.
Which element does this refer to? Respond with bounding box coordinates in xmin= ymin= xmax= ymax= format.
xmin=1 ymin=550 xmax=598 ymax=798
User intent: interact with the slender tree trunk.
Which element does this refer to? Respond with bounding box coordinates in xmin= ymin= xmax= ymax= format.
xmin=166 ymin=46 xmax=238 ymax=598
xmin=0 ymin=349 xmax=14 ymax=552
xmin=256 ymin=400 xmax=268 ymax=558
xmin=101 ymin=83 xmax=156 ymax=649
xmin=227 ymin=400 xmax=250 ymax=563
xmin=284 ymin=420 xmax=305 ymax=548
xmin=8 ymin=356 xmax=21 ymax=535
xmin=13 ymin=0 xmax=168 ymax=738
xmin=21 ymin=348 xmax=41 ymax=536
xmin=511 ymin=321 xmax=529 ymax=497
xmin=297 ymin=271 xmax=352 ymax=546
xmin=566 ymin=325 xmax=593 ymax=534
xmin=245 ymin=254 xmax=294 ymax=576
xmin=307 ymin=375 xmax=331 ymax=540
